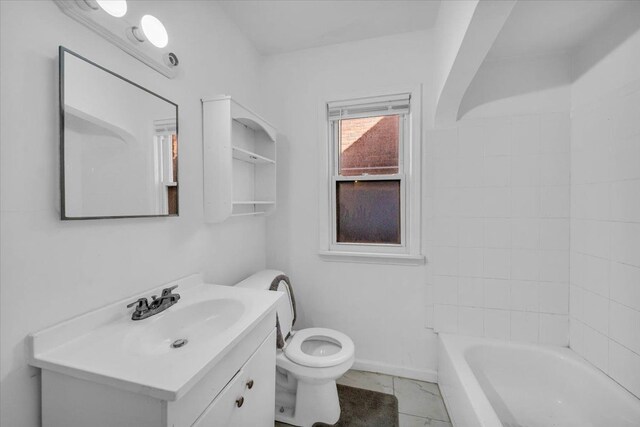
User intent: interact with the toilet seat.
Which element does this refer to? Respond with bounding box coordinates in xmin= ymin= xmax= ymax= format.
xmin=284 ymin=327 xmax=354 ymax=368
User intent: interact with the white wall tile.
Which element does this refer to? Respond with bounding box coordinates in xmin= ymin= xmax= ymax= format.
xmin=538 ymin=250 xmax=569 ymax=282
xmin=539 ymin=282 xmax=569 ymax=314
xmin=611 ymin=222 xmax=640 ymax=267
xmin=539 ymin=314 xmax=569 ymax=346
xmin=485 ymin=122 xmax=512 ymax=156
xmin=459 ymin=188 xmax=484 ymax=217
xmin=483 ymin=156 xmax=510 ymax=187
xmin=510 ymin=280 xmax=539 ymax=312
xmin=432 ymin=218 xmax=459 ymax=246
xmin=458 ymin=277 xmax=484 ymax=307
xmin=611 ymin=179 xmax=640 ymax=223
xmin=511 ymin=219 xmax=540 ymax=249
xmin=612 ymin=90 xmax=640 ymax=139
xmin=582 ymin=291 xmax=609 ymax=335
xmin=483 ymin=248 xmax=511 ymax=279
xmin=609 ymin=301 xmax=640 ymax=354
xmin=433 ymin=247 xmax=459 ymax=276
xmin=539 ymin=219 xmax=570 ymax=250
xmin=459 ymin=125 xmax=486 ymax=158
xmin=578 ymin=254 xmax=610 ymax=297
xmin=433 ymin=128 xmax=458 ymax=158
xmin=432 ymin=112 xmax=571 ymax=342
xmin=610 ymin=143 xmax=640 ymax=181
xmin=435 ymin=189 xmax=460 ymax=217
xmin=511 ymin=187 xmax=540 ymax=218
xmin=582 ymin=325 xmax=609 ymax=373
xmin=484 ymin=309 xmax=510 ymax=340
xmin=484 ymin=279 xmax=510 ymax=309
xmin=570 ymin=285 xmax=584 ymax=322
xmin=511 ymin=116 xmax=540 ymax=155
xmin=610 ymin=262 xmax=640 ymax=311
xmin=540 ymin=186 xmax=570 ymax=218
xmin=511 ymin=249 xmax=540 ymax=280
xmin=458 ymin=218 xmax=484 ymax=248
xmin=459 ymin=307 xmax=484 ymax=337
xmin=511 ymin=155 xmax=541 ymax=186
xmin=609 ymin=340 xmax=640 ymax=398
xmin=458 ymin=157 xmax=484 ymax=187
xmin=540 ymin=114 xmax=570 ymax=153
xmin=434 ymin=304 xmax=458 ymax=334
xmin=540 ymin=153 xmax=570 ymax=186
xmin=483 ymin=187 xmax=511 ymax=218
xmin=510 ymin=311 xmax=539 ymax=343
xmin=434 ymin=275 xmax=458 ymax=305
xmin=435 ymin=156 xmax=459 ymax=188
xmin=570 ymin=319 xmax=585 ymax=355
xmin=458 ymin=247 xmax=484 ymax=277
xmin=484 ymin=219 xmax=511 ymax=248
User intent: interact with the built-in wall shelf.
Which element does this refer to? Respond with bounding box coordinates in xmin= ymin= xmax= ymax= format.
xmin=202 ymin=96 xmax=277 ymax=223
xmin=233 ymin=201 xmax=276 ymax=205
xmin=232 ymin=146 xmax=275 ymax=164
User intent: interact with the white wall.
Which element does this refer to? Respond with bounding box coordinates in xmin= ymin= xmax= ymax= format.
xmin=428 ymin=54 xmax=572 ymax=345
xmin=569 ymin=27 xmax=640 ymax=398
xmin=0 ymin=2 xmax=270 ymax=425
xmin=262 ymin=31 xmax=440 ymax=380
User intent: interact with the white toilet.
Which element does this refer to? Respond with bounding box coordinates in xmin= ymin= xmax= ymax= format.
xmin=236 ymin=270 xmax=355 ymax=427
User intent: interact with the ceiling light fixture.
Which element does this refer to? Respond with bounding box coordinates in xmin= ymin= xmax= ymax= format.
xmin=96 ymin=0 xmax=127 ymax=18
xmin=140 ymin=15 xmax=168 ymax=48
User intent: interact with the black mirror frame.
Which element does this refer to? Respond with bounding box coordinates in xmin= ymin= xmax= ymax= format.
xmin=59 ymin=46 xmax=179 ymax=220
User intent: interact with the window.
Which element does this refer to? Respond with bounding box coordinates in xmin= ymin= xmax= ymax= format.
xmin=320 ymin=91 xmax=424 ymax=264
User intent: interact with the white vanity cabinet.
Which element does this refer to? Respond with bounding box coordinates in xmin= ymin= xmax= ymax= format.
xmin=42 ymin=325 xmax=276 ymax=427
xmin=31 ymin=276 xmax=282 ymax=427
xmin=193 ymin=330 xmax=275 ymax=426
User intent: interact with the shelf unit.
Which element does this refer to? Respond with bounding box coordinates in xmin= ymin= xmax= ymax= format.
xmin=202 ymin=96 xmax=277 ymax=222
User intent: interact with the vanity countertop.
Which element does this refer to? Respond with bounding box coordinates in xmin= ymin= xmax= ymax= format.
xmin=28 ymin=274 xmax=281 ymax=401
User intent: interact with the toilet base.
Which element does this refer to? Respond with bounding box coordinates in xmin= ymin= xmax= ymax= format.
xmin=275 ymin=379 xmax=340 ymax=427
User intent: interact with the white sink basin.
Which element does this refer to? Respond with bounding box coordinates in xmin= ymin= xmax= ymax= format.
xmin=127 ymin=298 xmax=245 ymax=356
xmin=28 ymin=274 xmax=282 ymax=401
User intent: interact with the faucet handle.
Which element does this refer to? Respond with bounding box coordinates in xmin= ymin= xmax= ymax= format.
xmin=127 ymin=298 xmax=149 ymax=311
xmin=161 ymin=285 xmax=179 ymax=297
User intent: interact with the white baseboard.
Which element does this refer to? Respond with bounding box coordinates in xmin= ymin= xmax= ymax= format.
xmin=352 ymin=358 xmax=438 ymax=383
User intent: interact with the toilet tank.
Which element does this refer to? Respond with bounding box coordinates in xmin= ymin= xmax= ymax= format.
xmin=236 ymin=270 xmax=294 ymax=341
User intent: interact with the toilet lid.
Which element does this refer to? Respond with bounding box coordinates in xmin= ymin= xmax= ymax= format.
xmin=284 ymin=328 xmax=355 ymax=368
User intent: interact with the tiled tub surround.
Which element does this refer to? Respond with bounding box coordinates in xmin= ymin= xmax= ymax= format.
xmin=569 ymin=80 xmax=640 ymax=398
xmin=438 ymin=334 xmax=640 ymax=427
xmin=427 ymin=113 xmax=571 ymax=345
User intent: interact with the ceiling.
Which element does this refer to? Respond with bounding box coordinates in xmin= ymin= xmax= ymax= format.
xmin=487 ymin=0 xmax=634 ymax=60
xmin=217 ymin=0 xmax=441 ymax=55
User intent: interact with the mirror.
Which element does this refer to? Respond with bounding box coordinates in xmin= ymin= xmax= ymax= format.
xmin=59 ymin=46 xmax=178 ymax=219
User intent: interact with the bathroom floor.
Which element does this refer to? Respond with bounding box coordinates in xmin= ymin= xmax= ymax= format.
xmin=275 ymin=369 xmax=451 ymax=427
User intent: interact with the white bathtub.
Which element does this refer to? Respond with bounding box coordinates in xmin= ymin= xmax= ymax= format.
xmin=438 ymin=334 xmax=640 ymax=427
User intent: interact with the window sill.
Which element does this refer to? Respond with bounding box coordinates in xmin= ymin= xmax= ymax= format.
xmin=318 ymin=251 xmax=426 ymax=266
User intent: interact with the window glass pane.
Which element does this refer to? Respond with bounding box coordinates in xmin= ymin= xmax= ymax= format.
xmin=336 ymin=180 xmax=401 ymax=244
xmin=339 ymin=115 xmax=399 ymax=176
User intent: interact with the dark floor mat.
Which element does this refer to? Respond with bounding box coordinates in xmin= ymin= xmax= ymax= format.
xmin=313 ymin=384 xmax=399 ymax=427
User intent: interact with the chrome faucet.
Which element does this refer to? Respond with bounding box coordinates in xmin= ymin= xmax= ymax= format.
xmin=126 ymin=285 xmax=181 ymax=320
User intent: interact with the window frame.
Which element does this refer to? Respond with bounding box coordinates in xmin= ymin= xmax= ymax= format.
xmin=318 ymin=87 xmax=425 ymax=265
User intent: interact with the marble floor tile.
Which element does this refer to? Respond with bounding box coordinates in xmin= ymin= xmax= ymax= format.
xmin=336 ymin=369 xmax=395 ymax=395
xmin=393 ymin=377 xmax=450 ymax=421
xmin=399 ymin=413 xmax=453 ymax=427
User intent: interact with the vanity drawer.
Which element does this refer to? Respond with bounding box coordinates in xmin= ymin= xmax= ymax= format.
xmin=192 ymin=329 xmax=276 ymax=426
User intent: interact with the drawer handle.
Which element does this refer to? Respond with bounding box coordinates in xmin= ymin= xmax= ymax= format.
xmin=246 ymin=379 xmax=254 ymax=389
xmin=236 ymin=396 xmax=244 ymax=408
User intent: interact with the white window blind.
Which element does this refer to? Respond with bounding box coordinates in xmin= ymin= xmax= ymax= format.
xmin=327 ymin=93 xmax=411 ymax=121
